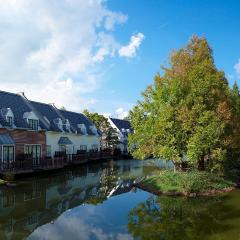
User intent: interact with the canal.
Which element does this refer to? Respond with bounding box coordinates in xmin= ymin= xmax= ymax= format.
xmin=0 ymin=159 xmax=239 ymax=240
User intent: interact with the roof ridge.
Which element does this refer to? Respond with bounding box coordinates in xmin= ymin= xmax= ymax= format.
xmin=59 ymin=108 xmax=84 ymax=116
xmin=29 ymin=100 xmax=52 ymax=107
xmin=60 ymin=109 xmax=94 ymax=127
xmin=29 ymin=102 xmax=85 ymax=118
xmin=110 ymin=117 xmax=129 ymax=122
xmin=0 ymin=90 xmax=22 ymax=97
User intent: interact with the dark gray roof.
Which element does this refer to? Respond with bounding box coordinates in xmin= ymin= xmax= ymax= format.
xmin=109 ymin=118 xmax=133 ymax=133
xmin=0 ymin=90 xmax=101 ymax=135
xmin=0 ymin=134 xmax=15 ymax=145
xmin=58 ymin=137 xmax=72 ymax=145
xmin=0 ymin=91 xmax=31 ymax=129
xmin=29 ymin=101 xmax=62 ymax=132
xmin=59 ymin=110 xmax=101 ymax=136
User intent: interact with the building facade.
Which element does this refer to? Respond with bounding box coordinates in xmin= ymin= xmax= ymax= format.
xmin=30 ymin=101 xmax=101 ymax=158
xmin=0 ymin=91 xmax=48 ymax=167
xmin=0 ymin=90 xmax=101 ymax=168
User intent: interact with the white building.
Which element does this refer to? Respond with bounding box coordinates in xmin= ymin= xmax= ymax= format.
xmin=29 ymin=101 xmax=101 ymax=158
xmin=108 ymin=117 xmax=133 ymax=154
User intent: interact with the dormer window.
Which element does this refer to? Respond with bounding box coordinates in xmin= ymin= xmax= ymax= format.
xmin=90 ymin=125 xmax=98 ymax=135
xmin=23 ymin=112 xmax=40 ymax=131
xmin=28 ymin=119 xmax=39 ymax=130
xmin=63 ymin=119 xmax=71 ymax=131
xmin=7 ymin=116 xmax=13 ymax=126
xmin=1 ymin=108 xmax=14 ymax=127
xmin=53 ymin=118 xmax=63 ymax=131
xmin=78 ymin=124 xmax=87 ymax=135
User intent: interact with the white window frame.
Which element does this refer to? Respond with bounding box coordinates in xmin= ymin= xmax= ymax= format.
xmin=6 ymin=116 xmax=13 ymax=126
xmin=80 ymin=145 xmax=87 ymax=151
xmin=46 ymin=145 xmax=52 ymax=157
xmin=24 ymin=144 xmax=42 ymax=165
xmin=1 ymin=144 xmax=15 ymax=164
xmin=91 ymin=144 xmax=98 ymax=151
xmin=28 ymin=119 xmax=39 ymax=131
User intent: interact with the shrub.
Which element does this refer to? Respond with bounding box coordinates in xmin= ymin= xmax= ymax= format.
xmin=142 ymin=170 xmax=233 ymax=194
xmin=2 ymin=172 xmax=15 ymax=181
xmin=223 ymin=150 xmax=240 ymax=182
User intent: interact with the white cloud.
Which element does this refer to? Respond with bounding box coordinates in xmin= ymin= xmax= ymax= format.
xmin=0 ymin=0 xmax=143 ymax=112
xmin=93 ymin=48 xmax=110 ymax=62
xmin=93 ymin=32 xmax=120 ymax=62
xmin=234 ymin=59 xmax=240 ymax=77
xmin=119 ymin=33 xmax=145 ymax=58
xmin=104 ymin=10 xmax=128 ymax=30
xmin=102 ymin=113 xmax=112 ymax=118
xmin=115 ymin=107 xmax=128 ymax=119
xmin=102 ymin=107 xmax=128 ymax=119
xmin=29 ymin=214 xmax=133 ymax=240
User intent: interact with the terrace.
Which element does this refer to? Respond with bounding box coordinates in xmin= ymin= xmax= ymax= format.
xmin=0 ymin=150 xmax=113 ymax=175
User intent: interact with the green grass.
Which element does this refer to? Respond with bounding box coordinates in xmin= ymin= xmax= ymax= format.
xmin=141 ymin=170 xmax=233 ymax=195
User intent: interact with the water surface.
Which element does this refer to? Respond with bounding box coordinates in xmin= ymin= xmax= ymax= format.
xmin=0 ymin=159 xmax=239 ymax=240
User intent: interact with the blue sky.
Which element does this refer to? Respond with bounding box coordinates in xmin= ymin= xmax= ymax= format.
xmin=99 ymin=0 xmax=240 ymax=117
xmin=0 ymin=0 xmax=239 ymax=118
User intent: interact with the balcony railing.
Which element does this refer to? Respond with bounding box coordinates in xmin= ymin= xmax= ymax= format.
xmin=0 ymin=150 xmax=113 ymax=174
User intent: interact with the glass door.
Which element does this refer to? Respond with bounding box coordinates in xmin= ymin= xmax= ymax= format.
xmin=59 ymin=145 xmax=66 ymax=153
xmin=2 ymin=146 xmax=15 ymax=168
xmin=24 ymin=145 xmax=41 ymax=166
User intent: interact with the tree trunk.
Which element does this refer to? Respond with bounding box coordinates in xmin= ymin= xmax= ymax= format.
xmin=172 ymin=160 xmax=176 ymax=172
xmin=198 ymin=155 xmax=205 ymax=170
xmin=172 ymin=161 xmax=182 ymax=172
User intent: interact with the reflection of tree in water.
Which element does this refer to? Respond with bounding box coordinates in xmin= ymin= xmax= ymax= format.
xmin=99 ymin=164 xmax=119 ymax=194
xmin=128 ymin=195 xmax=240 ymax=240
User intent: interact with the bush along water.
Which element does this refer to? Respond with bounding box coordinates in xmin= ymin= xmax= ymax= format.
xmin=139 ymin=170 xmax=234 ymax=197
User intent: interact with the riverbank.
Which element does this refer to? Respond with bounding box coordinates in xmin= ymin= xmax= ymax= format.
xmin=135 ymin=170 xmax=235 ymax=197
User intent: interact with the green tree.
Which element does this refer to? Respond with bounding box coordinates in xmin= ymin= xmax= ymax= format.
xmin=83 ymin=110 xmax=119 ymax=150
xmin=105 ymin=127 xmax=119 ymax=149
xmin=231 ymin=81 xmax=240 ymax=116
xmin=129 ymin=36 xmax=239 ymax=171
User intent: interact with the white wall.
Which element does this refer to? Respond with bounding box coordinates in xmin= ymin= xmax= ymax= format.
xmin=46 ymin=132 xmax=100 ymax=157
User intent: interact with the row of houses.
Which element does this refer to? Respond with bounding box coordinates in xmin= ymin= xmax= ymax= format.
xmin=0 ymin=90 xmax=132 ymax=174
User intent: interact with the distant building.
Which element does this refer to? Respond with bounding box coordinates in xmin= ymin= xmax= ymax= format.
xmin=108 ymin=117 xmax=133 ymax=154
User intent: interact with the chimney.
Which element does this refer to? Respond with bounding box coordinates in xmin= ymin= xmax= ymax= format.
xmin=49 ymin=103 xmax=56 ymax=107
xmin=18 ymin=92 xmax=28 ymax=100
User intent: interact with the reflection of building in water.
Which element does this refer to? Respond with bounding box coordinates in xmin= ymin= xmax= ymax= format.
xmin=0 ymin=181 xmax=46 ymax=240
xmin=0 ymin=160 xmax=145 ymax=240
